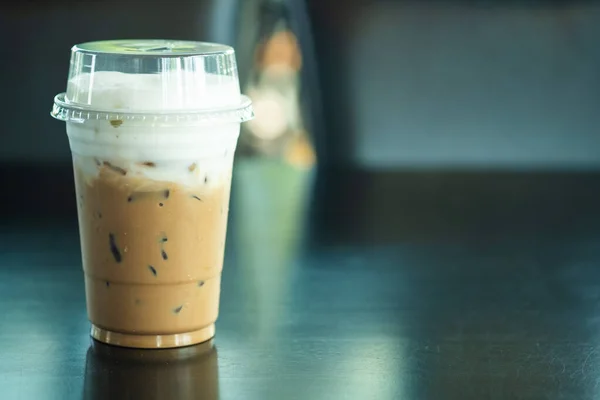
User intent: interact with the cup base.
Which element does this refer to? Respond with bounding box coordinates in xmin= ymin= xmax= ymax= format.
xmin=90 ymin=324 xmax=216 ymax=349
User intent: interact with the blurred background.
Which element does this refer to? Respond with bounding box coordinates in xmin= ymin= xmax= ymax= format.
xmin=2 ymin=1 xmax=600 ymax=398
xmin=2 ymin=0 xmax=600 ymax=244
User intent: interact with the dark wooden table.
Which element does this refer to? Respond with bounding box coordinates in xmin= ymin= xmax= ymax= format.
xmin=2 ymin=164 xmax=600 ymax=399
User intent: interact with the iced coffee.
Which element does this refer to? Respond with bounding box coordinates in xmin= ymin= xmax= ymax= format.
xmin=51 ymin=40 xmax=253 ymax=348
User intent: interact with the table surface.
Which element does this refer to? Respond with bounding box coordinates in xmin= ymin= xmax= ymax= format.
xmin=2 ymin=165 xmax=600 ymax=399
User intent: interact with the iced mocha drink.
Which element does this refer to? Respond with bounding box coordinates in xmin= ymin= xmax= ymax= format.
xmin=51 ymin=40 xmax=253 ymax=348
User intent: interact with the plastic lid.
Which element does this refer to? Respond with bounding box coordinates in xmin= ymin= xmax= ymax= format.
xmin=51 ymin=40 xmax=253 ymax=123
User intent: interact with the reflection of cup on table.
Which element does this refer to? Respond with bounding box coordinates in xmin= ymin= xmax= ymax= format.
xmin=84 ymin=340 xmax=218 ymax=400
xmin=51 ymin=40 xmax=253 ymax=348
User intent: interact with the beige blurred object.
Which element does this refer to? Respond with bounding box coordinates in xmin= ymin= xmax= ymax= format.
xmin=246 ymin=88 xmax=288 ymax=141
xmin=257 ymin=30 xmax=302 ymax=74
xmin=237 ymin=0 xmax=316 ymax=167
xmin=285 ymin=130 xmax=316 ymax=169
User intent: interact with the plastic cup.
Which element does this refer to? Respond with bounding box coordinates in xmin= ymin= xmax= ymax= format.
xmin=51 ymin=40 xmax=253 ymax=348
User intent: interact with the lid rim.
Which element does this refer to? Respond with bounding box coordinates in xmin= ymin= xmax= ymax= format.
xmin=54 ymin=93 xmax=252 ymax=115
xmin=72 ymin=39 xmax=235 ymax=57
xmin=51 ymin=93 xmax=254 ymax=124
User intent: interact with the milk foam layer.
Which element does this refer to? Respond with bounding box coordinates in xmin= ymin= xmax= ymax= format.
xmin=68 ymin=122 xmax=238 ymax=187
xmin=66 ymin=71 xmax=241 ymax=187
xmin=67 ymin=71 xmax=241 ymax=111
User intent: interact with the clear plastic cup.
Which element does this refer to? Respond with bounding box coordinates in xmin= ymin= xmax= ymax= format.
xmin=51 ymin=40 xmax=253 ymax=348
